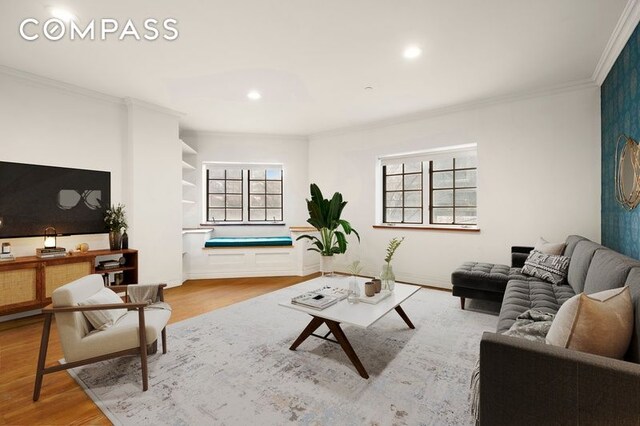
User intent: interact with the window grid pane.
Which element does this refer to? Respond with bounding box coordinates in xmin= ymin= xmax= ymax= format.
xmin=382 ymin=163 xmax=423 ymax=224
xmin=206 ymin=169 xmax=244 ymax=222
xmin=429 ymin=157 xmax=477 ymax=225
xmin=248 ymin=169 xmax=283 ymax=222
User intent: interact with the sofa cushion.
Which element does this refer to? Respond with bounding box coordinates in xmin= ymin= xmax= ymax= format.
xmin=546 ymin=287 xmax=633 ymax=359
xmin=624 ymin=268 xmax=640 ymax=363
xmin=566 ymin=240 xmax=603 ymax=294
xmin=563 ymin=235 xmax=587 ymax=258
xmin=521 ymin=251 xmax=570 ymax=285
xmin=583 ymin=249 xmax=640 ymax=294
xmin=497 ymin=279 xmax=576 ymax=333
xmin=451 ymin=262 xmax=528 ymax=293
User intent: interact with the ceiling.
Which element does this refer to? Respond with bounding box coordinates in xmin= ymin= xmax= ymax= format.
xmin=0 ymin=0 xmax=629 ymax=135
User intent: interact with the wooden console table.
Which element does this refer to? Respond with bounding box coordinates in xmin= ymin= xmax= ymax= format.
xmin=0 ymin=249 xmax=138 ymax=315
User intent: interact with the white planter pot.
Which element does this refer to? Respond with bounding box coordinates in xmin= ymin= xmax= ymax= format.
xmin=320 ymin=255 xmax=335 ymax=276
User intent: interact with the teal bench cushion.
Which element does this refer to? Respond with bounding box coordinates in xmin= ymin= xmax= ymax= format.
xmin=204 ymin=236 xmax=293 ymax=248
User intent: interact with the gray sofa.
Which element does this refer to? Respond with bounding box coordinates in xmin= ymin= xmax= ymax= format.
xmin=480 ymin=235 xmax=640 ymax=425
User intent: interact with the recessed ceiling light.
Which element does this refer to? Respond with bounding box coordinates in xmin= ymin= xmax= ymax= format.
xmin=364 ymin=86 xmax=373 ymax=90
xmin=247 ymin=90 xmax=261 ymax=100
xmin=403 ymin=45 xmax=422 ymax=60
xmin=49 ymin=7 xmax=77 ymax=22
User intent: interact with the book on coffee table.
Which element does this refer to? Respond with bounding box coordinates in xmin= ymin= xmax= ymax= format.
xmin=291 ymin=292 xmax=339 ymax=310
xmin=312 ymin=285 xmax=349 ymax=301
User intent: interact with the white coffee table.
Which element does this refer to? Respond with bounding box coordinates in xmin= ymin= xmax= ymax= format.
xmin=279 ymin=277 xmax=421 ymax=379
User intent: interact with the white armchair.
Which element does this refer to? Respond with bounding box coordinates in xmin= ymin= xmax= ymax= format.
xmin=33 ymin=274 xmax=171 ymax=401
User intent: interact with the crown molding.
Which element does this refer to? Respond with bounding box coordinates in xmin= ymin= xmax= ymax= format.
xmin=179 ymin=129 xmax=307 ymax=141
xmin=310 ymin=79 xmax=597 ymax=139
xmin=593 ymin=0 xmax=640 ymax=85
xmin=0 ymin=64 xmax=122 ymax=105
xmin=124 ymin=97 xmax=184 ymax=118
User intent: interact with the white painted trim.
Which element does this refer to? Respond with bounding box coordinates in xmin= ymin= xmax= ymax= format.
xmin=593 ymin=0 xmax=640 ymax=85
xmin=179 ymin=129 xmax=307 ymax=141
xmin=124 ymin=97 xmax=184 ymax=118
xmin=0 ymin=65 xmax=186 ymax=117
xmin=0 ymin=64 xmax=122 ymax=105
xmin=310 ymin=79 xmax=597 ymax=139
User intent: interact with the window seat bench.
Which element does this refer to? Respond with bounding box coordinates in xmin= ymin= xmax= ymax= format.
xmin=204 ymin=236 xmax=293 ymax=248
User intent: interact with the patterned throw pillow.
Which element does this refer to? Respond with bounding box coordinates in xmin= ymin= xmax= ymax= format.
xmin=521 ymin=250 xmax=570 ymax=285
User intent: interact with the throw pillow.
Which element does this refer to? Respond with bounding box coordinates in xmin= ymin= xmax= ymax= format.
xmin=521 ymin=250 xmax=570 ymax=285
xmin=546 ymin=286 xmax=633 ymax=359
xmin=534 ymin=237 xmax=566 ymax=255
xmin=78 ymin=287 xmax=128 ymax=331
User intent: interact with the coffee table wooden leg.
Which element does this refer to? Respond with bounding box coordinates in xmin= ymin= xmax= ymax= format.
xmin=395 ymin=305 xmax=415 ymax=329
xmin=324 ymin=320 xmax=369 ymax=379
xmin=289 ymin=316 xmax=325 ymax=350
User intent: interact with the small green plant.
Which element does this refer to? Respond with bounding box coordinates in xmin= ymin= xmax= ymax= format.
xmin=384 ymin=237 xmax=405 ymax=264
xmin=347 ymin=260 xmax=363 ymax=276
xmin=104 ymin=203 xmax=127 ymax=232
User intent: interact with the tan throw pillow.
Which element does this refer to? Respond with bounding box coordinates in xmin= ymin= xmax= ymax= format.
xmin=78 ymin=287 xmax=128 ymax=331
xmin=546 ymin=286 xmax=633 ymax=359
xmin=534 ymin=237 xmax=566 ymax=255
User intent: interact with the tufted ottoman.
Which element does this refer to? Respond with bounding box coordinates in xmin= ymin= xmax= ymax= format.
xmin=451 ymin=262 xmax=529 ymax=309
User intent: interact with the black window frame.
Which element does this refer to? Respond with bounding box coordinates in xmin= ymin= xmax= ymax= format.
xmin=382 ymin=163 xmax=424 ymax=224
xmin=205 ymin=169 xmax=244 ymax=222
xmin=429 ymin=158 xmax=477 ymax=225
xmin=247 ymin=169 xmax=284 ymax=222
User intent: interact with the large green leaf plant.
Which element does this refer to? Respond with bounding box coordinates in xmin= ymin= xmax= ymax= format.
xmin=296 ymin=184 xmax=360 ymax=256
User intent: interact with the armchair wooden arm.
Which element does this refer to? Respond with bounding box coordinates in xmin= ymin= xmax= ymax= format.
xmin=41 ymin=302 xmax=147 ymax=313
xmin=110 ymin=284 xmax=167 ymax=303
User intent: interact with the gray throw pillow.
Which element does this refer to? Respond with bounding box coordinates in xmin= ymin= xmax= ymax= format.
xmin=521 ymin=250 xmax=570 ymax=285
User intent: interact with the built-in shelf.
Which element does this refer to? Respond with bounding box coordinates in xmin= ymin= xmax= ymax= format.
xmin=181 ymin=139 xmax=197 ymax=155
xmin=182 ymin=199 xmax=196 ymax=204
xmin=182 ymin=160 xmax=196 ymax=170
xmin=182 ymin=179 xmax=196 ymax=187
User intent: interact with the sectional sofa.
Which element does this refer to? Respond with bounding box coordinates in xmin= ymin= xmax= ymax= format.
xmin=477 ymin=236 xmax=640 ymax=424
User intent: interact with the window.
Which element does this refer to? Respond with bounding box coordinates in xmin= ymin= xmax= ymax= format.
xmin=248 ymin=169 xmax=283 ymax=221
xmin=204 ymin=164 xmax=283 ymax=223
xmin=382 ymin=162 xmax=423 ymax=223
xmin=379 ymin=145 xmax=477 ymax=227
xmin=429 ymin=157 xmax=477 ymax=225
xmin=206 ymin=169 xmax=243 ymax=222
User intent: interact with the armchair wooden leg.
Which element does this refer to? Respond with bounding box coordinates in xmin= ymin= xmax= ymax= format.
xmin=33 ymin=313 xmax=53 ymax=402
xmin=161 ymin=328 xmax=167 ymax=354
xmin=138 ymin=308 xmax=148 ymax=391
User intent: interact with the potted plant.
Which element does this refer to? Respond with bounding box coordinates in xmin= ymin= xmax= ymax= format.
xmin=104 ymin=203 xmax=127 ymax=250
xmin=297 ymin=184 xmax=360 ymax=275
xmin=381 ymin=237 xmax=404 ymax=291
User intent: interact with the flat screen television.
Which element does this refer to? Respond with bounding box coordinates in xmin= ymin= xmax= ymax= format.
xmin=0 ymin=161 xmax=111 ymax=238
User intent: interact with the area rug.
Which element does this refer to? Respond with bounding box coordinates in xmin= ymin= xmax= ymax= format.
xmin=67 ymin=277 xmax=498 ymax=425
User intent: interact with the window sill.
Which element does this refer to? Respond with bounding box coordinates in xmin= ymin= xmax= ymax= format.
xmin=372 ymin=224 xmax=480 ymax=232
xmin=200 ymin=222 xmax=286 ymax=227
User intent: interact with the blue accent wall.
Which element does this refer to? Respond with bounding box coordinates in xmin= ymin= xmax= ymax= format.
xmin=602 ymin=23 xmax=640 ymax=258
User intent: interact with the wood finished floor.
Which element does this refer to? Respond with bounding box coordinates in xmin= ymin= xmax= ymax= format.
xmin=0 ymin=274 xmax=318 ymax=425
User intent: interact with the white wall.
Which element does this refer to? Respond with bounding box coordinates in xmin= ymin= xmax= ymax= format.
xmin=0 ymin=71 xmax=182 ymax=287
xmin=179 ymin=131 xmax=311 ymax=279
xmin=180 ymin=131 xmax=310 ymax=235
xmin=0 ymin=72 xmax=125 ymax=254
xmin=308 ymin=86 xmax=602 ymax=288
xmin=125 ymin=100 xmax=182 ymax=286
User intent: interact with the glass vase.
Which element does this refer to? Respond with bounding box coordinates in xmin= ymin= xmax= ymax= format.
xmin=380 ymin=263 xmax=396 ymax=292
xmin=347 ymin=276 xmax=360 ymax=304
xmin=320 ymin=255 xmax=335 ymax=276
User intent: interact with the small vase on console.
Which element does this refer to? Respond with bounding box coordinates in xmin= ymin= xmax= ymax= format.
xmin=109 ymin=230 xmax=122 ymax=251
